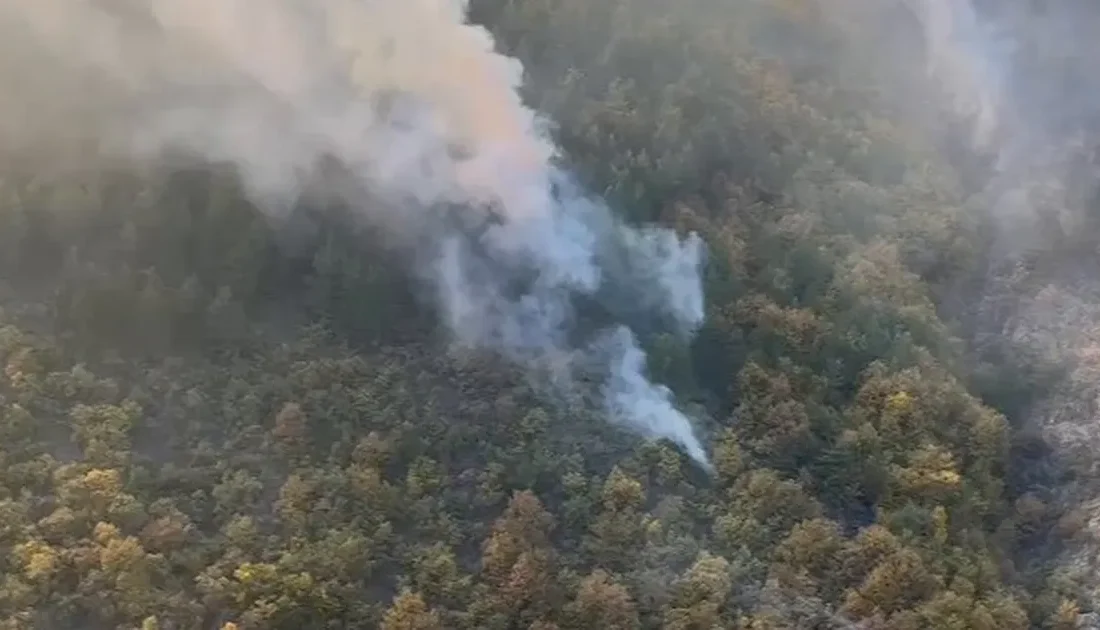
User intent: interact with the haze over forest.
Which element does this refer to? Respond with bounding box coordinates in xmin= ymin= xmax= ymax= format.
xmin=2 ymin=0 xmax=1100 ymax=628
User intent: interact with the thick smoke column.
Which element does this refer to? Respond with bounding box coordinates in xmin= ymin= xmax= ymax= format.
xmin=0 ymin=0 xmax=710 ymax=467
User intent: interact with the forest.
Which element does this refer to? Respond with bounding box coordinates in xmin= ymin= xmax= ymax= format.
xmin=1 ymin=0 xmax=1100 ymax=628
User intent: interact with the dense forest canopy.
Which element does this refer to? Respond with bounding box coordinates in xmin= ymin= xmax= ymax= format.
xmin=1 ymin=0 xmax=1100 ymax=628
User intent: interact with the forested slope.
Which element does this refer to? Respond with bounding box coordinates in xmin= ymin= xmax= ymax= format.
xmin=0 ymin=0 xmax=1091 ymax=629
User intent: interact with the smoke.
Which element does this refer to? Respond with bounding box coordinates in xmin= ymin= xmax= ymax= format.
xmin=0 ymin=0 xmax=710 ymax=467
xmin=902 ymin=0 xmax=1005 ymax=150
xmin=906 ymin=0 xmax=1100 ymax=619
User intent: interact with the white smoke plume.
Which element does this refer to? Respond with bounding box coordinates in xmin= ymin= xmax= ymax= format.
xmin=0 ymin=0 xmax=711 ymax=467
xmin=902 ymin=0 xmax=1004 ymax=149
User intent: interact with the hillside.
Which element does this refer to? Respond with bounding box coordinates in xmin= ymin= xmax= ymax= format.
xmin=0 ymin=1 xmax=1096 ymax=629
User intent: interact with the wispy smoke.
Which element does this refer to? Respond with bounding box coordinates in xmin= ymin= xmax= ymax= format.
xmin=0 ymin=0 xmax=710 ymax=467
xmin=908 ymin=0 xmax=1100 ymax=618
xmin=902 ymin=0 xmax=1005 ymax=149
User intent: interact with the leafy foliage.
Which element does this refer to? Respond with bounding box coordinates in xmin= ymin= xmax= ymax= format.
xmin=0 ymin=0 xmax=1079 ymax=628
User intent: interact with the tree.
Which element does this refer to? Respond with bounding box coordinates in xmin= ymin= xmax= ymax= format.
xmin=662 ymin=552 xmax=733 ymax=630
xmin=841 ymin=548 xmax=940 ymax=619
xmin=381 ymin=590 xmax=442 ymax=630
xmin=564 ymin=570 xmax=640 ymax=630
xmin=476 ymin=491 xmax=559 ymax=625
xmin=587 ymin=468 xmax=647 ymax=571
xmin=272 ymin=402 xmax=309 ymax=453
xmin=771 ymin=518 xmax=844 ymax=597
